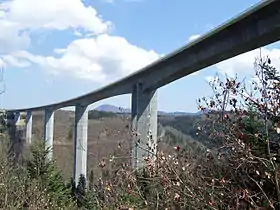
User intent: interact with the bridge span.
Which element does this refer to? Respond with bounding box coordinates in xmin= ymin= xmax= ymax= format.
xmin=7 ymin=0 xmax=280 ymax=185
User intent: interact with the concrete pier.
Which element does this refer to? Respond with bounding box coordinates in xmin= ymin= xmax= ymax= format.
xmin=44 ymin=108 xmax=54 ymax=160
xmin=14 ymin=111 xmax=20 ymax=125
xmin=74 ymin=104 xmax=88 ymax=185
xmin=131 ymin=83 xmax=157 ymax=169
xmin=25 ymin=111 xmax=32 ymax=144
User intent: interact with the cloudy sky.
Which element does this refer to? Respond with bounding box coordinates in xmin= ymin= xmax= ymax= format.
xmin=0 ymin=0 xmax=279 ymax=112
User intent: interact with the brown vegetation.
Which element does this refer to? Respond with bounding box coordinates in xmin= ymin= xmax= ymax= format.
xmin=2 ymin=55 xmax=280 ymax=209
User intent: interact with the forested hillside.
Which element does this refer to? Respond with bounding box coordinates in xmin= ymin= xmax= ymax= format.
xmin=3 ymin=57 xmax=280 ymax=209
xmin=27 ymin=109 xmax=207 ymax=179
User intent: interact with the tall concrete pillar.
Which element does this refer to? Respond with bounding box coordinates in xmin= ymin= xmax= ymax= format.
xmin=14 ymin=111 xmax=21 ymax=125
xmin=25 ymin=111 xmax=32 ymax=144
xmin=7 ymin=111 xmax=21 ymax=157
xmin=131 ymin=83 xmax=157 ymax=169
xmin=131 ymin=85 xmax=139 ymax=168
xmin=74 ymin=104 xmax=88 ymax=185
xmin=44 ymin=108 xmax=54 ymax=160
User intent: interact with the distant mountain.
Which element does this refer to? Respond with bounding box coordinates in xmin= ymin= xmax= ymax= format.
xmin=94 ymin=104 xmax=130 ymax=113
xmin=94 ymin=104 xmax=203 ymax=116
xmin=164 ymin=111 xmax=201 ymax=116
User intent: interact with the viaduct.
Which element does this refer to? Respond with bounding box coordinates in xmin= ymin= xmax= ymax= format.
xmin=6 ymin=0 xmax=280 ymax=185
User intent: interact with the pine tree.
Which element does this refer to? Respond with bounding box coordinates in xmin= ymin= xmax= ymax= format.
xmin=26 ymin=139 xmax=73 ymax=208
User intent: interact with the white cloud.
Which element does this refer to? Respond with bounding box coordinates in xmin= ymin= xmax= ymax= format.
xmin=6 ymin=34 xmax=160 ymax=83
xmin=0 ymin=0 xmax=160 ymax=83
xmin=0 ymin=0 xmax=111 ymax=53
xmin=1 ymin=0 xmax=111 ymax=33
xmin=188 ymin=34 xmax=201 ymax=42
xmin=2 ymin=54 xmax=31 ymax=68
xmin=215 ymin=48 xmax=280 ymax=77
xmin=204 ymin=47 xmax=280 ymax=86
xmin=0 ymin=20 xmax=31 ymax=53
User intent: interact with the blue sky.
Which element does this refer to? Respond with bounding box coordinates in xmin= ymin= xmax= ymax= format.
xmin=0 ymin=0 xmax=279 ymax=112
